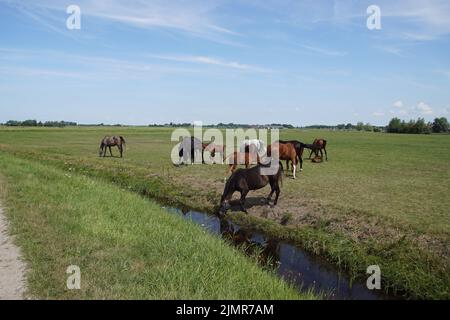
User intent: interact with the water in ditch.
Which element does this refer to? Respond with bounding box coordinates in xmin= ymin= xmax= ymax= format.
xmin=164 ymin=207 xmax=400 ymax=300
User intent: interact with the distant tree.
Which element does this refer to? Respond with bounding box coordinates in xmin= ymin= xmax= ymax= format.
xmin=363 ymin=123 xmax=373 ymax=132
xmin=406 ymin=118 xmax=430 ymax=134
xmin=432 ymin=117 xmax=449 ymax=133
xmin=21 ymin=119 xmax=38 ymax=126
xmin=387 ymin=117 xmax=402 ymax=133
xmin=345 ymin=123 xmax=353 ymax=130
xmin=356 ymin=122 xmax=364 ymax=131
xmin=337 ymin=124 xmax=345 ymax=130
xmin=387 ymin=117 xmax=431 ymax=134
xmin=5 ymin=120 xmax=20 ymax=126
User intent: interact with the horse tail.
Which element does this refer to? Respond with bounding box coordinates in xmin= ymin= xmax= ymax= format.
xmin=119 ymin=136 xmax=126 ymax=151
xmin=278 ymin=161 xmax=284 ymax=187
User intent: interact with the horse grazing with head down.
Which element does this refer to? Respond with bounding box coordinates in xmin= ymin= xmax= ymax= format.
xmin=178 ymin=136 xmax=203 ymax=164
xmin=308 ymin=138 xmax=328 ymax=161
xmin=219 ymin=161 xmax=283 ymax=214
xmin=99 ymin=136 xmax=126 ymax=158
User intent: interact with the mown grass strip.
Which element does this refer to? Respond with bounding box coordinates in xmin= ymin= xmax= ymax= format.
xmin=0 ymin=153 xmax=312 ymax=299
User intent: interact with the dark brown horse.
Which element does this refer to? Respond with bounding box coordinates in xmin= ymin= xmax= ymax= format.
xmin=267 ymin=142 xmax=298 ymax=178
xmin=99 ymin=136 xmax=126 ymax=158
xmin=219 ymin=162 xmax=283 ymax=214
xmin=308 ymin=138 xmax=328 ymax=161
xmin=224 ymin=151 xmax=259 ymax=177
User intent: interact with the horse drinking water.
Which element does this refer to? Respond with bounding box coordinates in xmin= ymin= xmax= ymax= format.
xmin=99 ymin=136 xmax=126 ymax=158
xmin=219 ymin=161 xmax=283 ymax=214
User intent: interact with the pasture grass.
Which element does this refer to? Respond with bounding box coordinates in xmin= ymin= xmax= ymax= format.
xmin=0 ymin=152 xmax=310 ymax=299
xmin=0 ymin=126 xmax=449 ymax=299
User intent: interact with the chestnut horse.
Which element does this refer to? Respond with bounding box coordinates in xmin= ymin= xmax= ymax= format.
xmin=308 ymin=138 xmax=328 ymax=161
xmin=267 ymin=141 xmax=298 ymax=178
xmin=99 ymin=136 xmax=126 ymax=158
xmin=203 ymin=143 xmax=226 ymax=163
xmin=278 ymin=140 xmax=309 ymax=173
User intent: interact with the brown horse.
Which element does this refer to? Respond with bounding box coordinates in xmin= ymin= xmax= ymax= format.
xmin=278 ymin=140 xmax=308 ymax=173
xmin=308 ymin=138 xmax=328 ymax=161
xmin=225 ymin=151 xmax=259 ymax=177
xmin=267 ymin=142 xmax=298 ymax=178
xmin=99 ymin=136 xmax=126 ymax=158
xmin=219 ymin=162 xmax=283 ymax=214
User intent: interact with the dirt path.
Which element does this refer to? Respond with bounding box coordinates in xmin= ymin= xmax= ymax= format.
xmin=0 ymin=206 xmax=26 ymax=299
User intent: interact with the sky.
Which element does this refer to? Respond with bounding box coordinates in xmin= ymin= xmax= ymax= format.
xmin=0 ymin=0 xmax=449 ymax=126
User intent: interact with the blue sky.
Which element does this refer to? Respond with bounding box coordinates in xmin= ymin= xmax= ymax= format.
xmin=1 ymin=0 xmax=449 ymax=126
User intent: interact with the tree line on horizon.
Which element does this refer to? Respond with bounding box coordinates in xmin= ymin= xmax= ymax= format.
xmin=2 ymin=117 xmax=449 ymax=134
xmin=387 ymin=117 xmax=449 ymax=134
xmin=3 ymin=120 xmax=77 ymax=127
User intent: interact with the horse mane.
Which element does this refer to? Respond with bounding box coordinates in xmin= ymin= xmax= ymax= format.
xmin=221 ymin=172 xmax=236 ymax=202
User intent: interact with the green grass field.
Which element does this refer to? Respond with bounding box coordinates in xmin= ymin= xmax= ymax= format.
xmin=0 ymin=152 xmax=311 ymax=299
xmin=0 ymin=126 xmax=449 ymax=299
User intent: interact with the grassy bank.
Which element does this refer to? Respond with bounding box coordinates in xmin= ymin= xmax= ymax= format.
xmin=0 ymin=152 xmax=312 ymax=299
xmin=0 ymin=126 xmax=448 ymax=299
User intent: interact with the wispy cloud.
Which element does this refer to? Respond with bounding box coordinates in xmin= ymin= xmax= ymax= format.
xmin=393 ymin=100 xmax=404 ymax=108
xmin=0 ymin=66 xmax=89 ymax=79
xmin=2 ymin=0 xmax=240 ymax=45
xmin=414 ymin=101 xmax=434 ymax=115
xmin=375 ymin=45 xmax=404 ymax=56
xmin=299 ymin=45 xmax=347 ymax=57
xmin=147 ymin=54 xmax=270 ymax=73
xmin=389 ymin=101 xmax=436 ymax=118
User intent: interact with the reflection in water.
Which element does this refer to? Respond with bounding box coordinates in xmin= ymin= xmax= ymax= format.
xmin=165 ymin=207 xmax=397 ymax=300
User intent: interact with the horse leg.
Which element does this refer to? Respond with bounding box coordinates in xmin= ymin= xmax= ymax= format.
xmin=267 ymin=189 xmax=274 ymax=204
xmin=239 ymin=189 xmax=249 ymax=213
xmin=109 ymin=146 xmax=113 ymax=157
xmin=309 ymin=149 xmax=313 ymax=159
xmin=319 ymin=148 xmax=324 ymax=160
xmin=274 ymin=186 xmax=280 ymax=205
xmin=324 ymin=147 xmax=328 ymax=161
xmin=292 ymin=158 xmax=297 ymax=179
xmin=119 ymin=145 xmax=123 ymax=158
